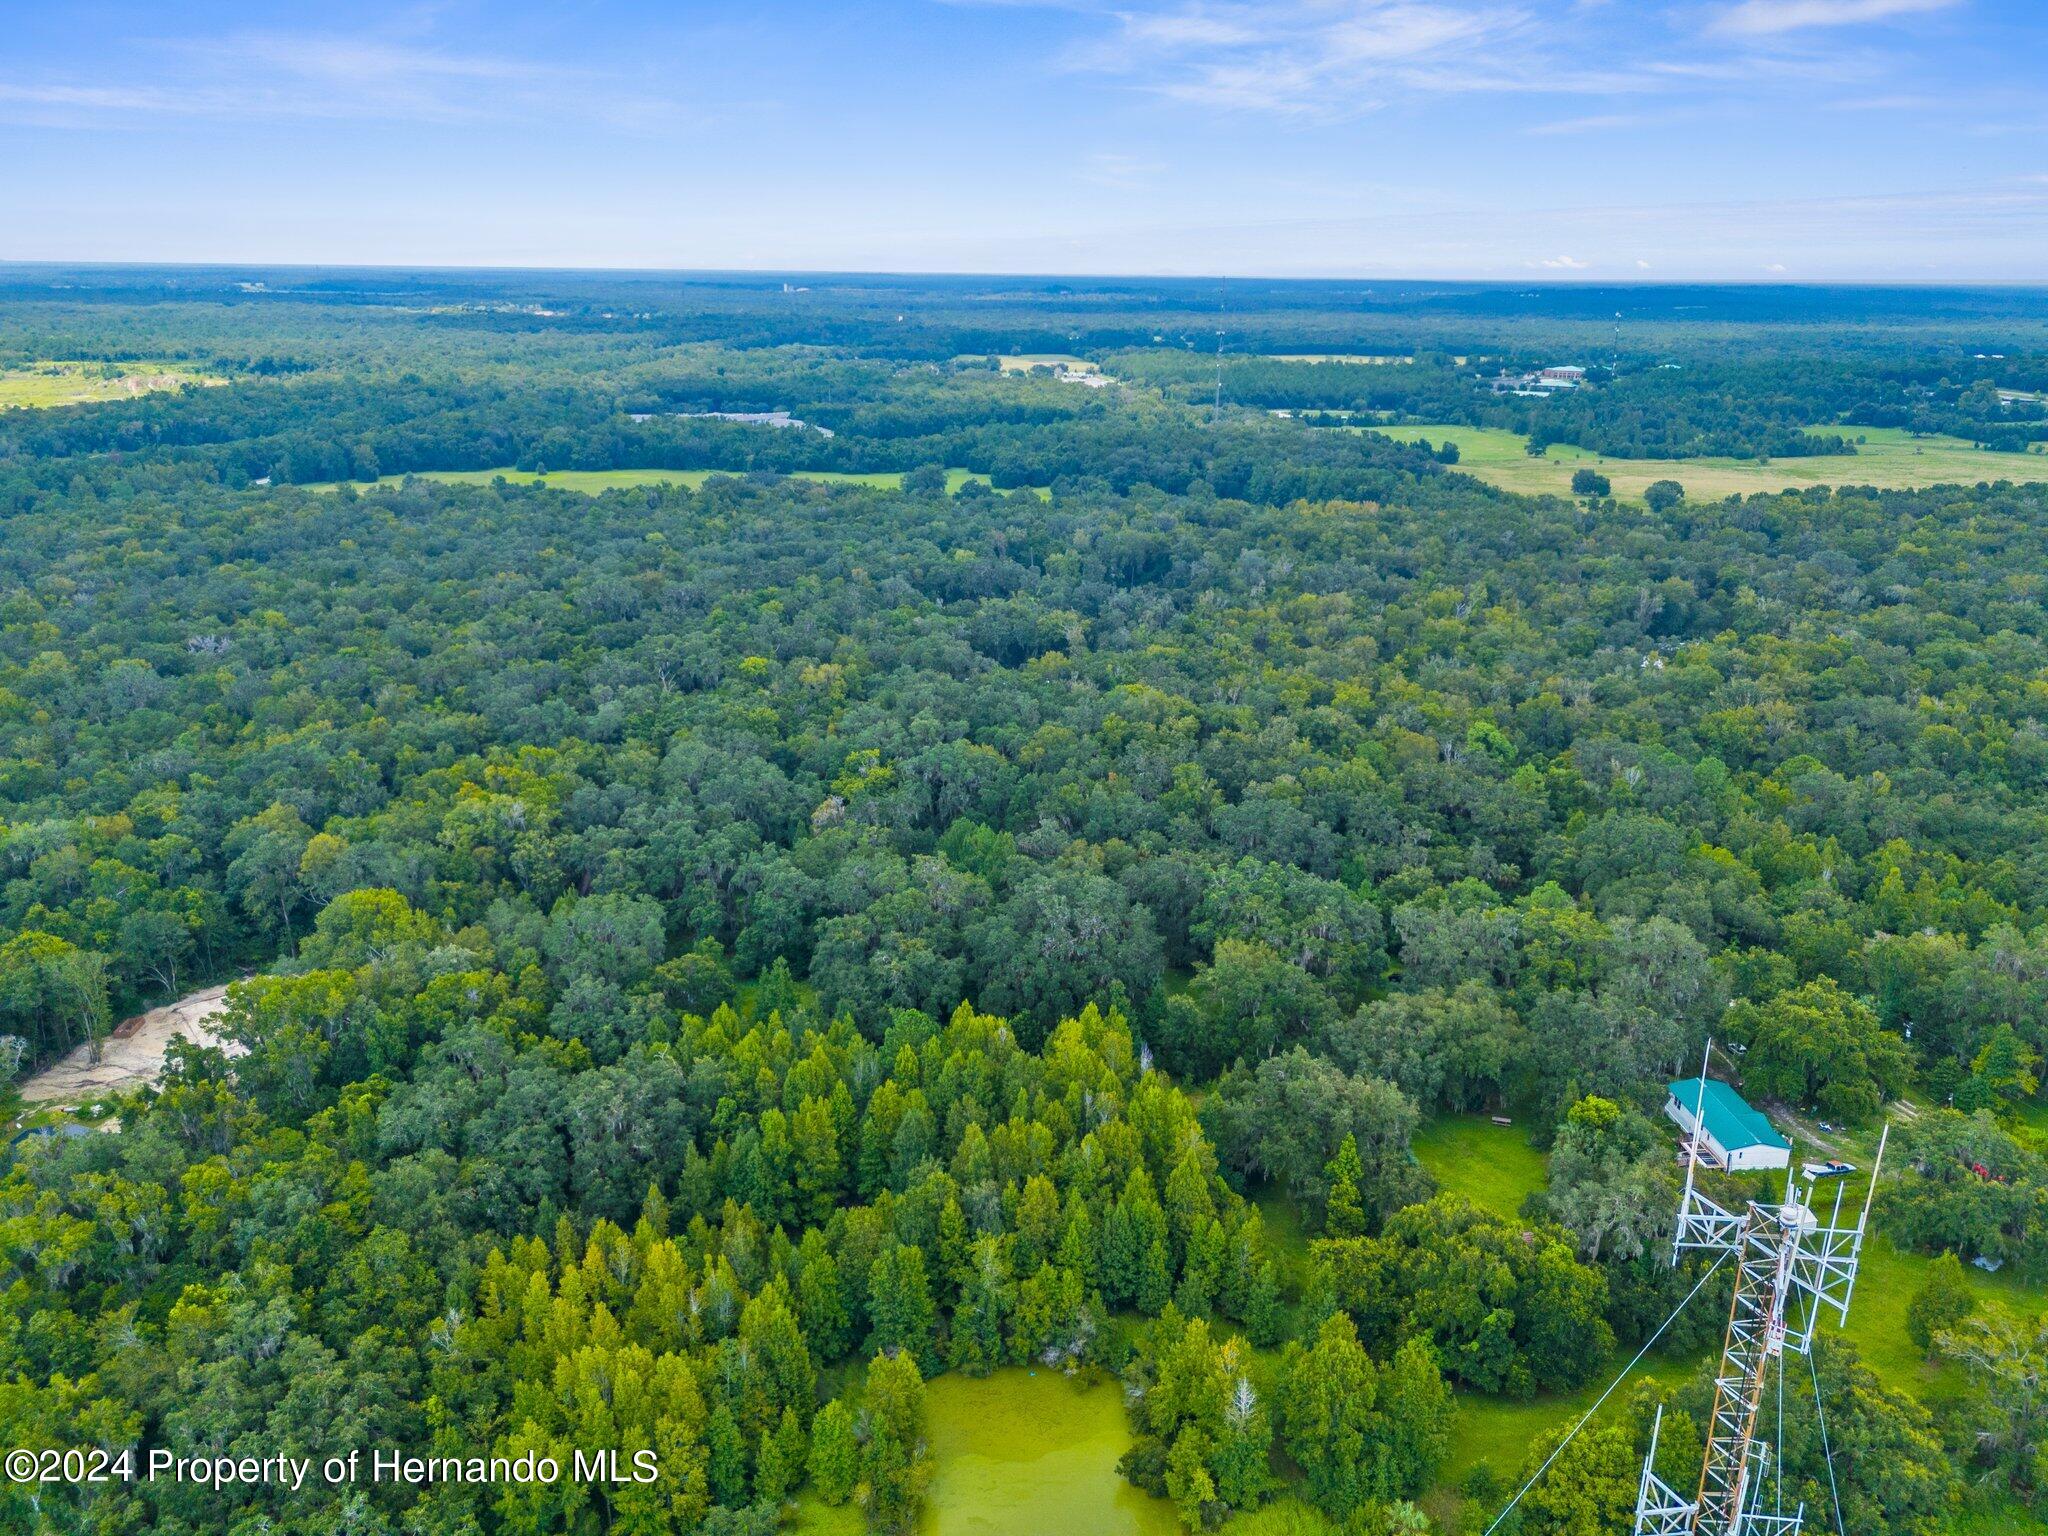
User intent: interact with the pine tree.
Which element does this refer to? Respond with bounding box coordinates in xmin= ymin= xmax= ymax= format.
xmin=858 ymin=1080 xmax=904 ymax=1197
xmin=1175 ymin=1216 xmax=1226 ymax=1318
xmin=756 ymin=1419 xmax=793 ymax=1505
xmin=1376 ymin=1336 xmax=1454 ymax=1497
xmin=936 ymin=1195 xmax=971 ymax=1304
xmin=706 ymin=1404 xmax=749 ymax=1508
xmin=791 ymin=1093 xmax=843 ymax=1225
xmin=859 ymin=1350 xmax=933 ymax=1534
xmin=1243 ymin=1257 xmax=1286 ymax=1348
xmin=809 ymin=1399 xmax=859 ymax=1505
xmin=736 ymin=1281 xmax=816 ymax=1438
xmin=947 ymin=1236 xmax=1014 ymax=1375
xmin=796 ymin=1235 xmax=851 ymax=1362
xmin=867 ymin=1242 xmax=939 ymax=1374
xmin=1279 ymin=1310 xmax=1385 ymax=1519
xmin=1165 ymin=1144 xmax=1218 ymax=1260
xmin=1324 ymin=1133 xmax=1367 ymax=1238
xmin=1014 ymin=1173 xmax=1063 ymax=1273
xmin=1166 ymin=1427 xmax=1219 ymax=1531
xmin=757 ymin=956 xmax=801 ymax=1018
xmin=1137 ymin=1235 xmax=1174 ymax=1316
xmin=1060 ymin=1193 xmax=1099 ymax=1288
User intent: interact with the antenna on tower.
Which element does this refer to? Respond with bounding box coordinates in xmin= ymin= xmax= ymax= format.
xmin=1635 ymin=1045 xmax=1889 ymax=1536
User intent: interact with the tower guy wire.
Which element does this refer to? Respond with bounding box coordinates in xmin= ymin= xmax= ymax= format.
xmin=1480 ymin=1248 xmax=1733 ymax=1536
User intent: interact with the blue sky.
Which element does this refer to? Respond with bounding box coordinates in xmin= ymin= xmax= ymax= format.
xmin=2 ymin=0 xmax=2044 ymax=278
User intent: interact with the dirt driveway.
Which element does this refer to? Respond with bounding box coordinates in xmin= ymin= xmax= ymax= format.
xmin=19 ymin=983 xmax=242 ymax=1106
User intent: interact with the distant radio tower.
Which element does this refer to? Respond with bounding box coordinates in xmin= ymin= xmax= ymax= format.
xmin=1213 ymin=278 xmax=1227 ymax=422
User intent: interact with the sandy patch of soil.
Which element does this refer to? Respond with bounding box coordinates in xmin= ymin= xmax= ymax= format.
xmin=19 ymin=983 xmax=241 ymax=1105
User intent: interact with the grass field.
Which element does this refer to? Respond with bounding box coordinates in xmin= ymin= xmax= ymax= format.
xmin=992 ymin=353 xmax=1097 ymax=373
xmin=305 ymin=466 xmax=1050 ymax=497
xmin=1413 ymin=1114 xmax=1549 ymax=1217
xmin=1367 ymin=422 xmax=2048 ymax=502
xmin=0 ymin=359 xmax=219 ymax=409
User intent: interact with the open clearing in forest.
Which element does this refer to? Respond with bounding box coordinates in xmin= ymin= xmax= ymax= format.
xmin=303 ymin=466 xmax=1051 ymax=498
xmin=1366 ymin=422 xmax=2048 ymax=502
xmin=991 ymin=353 xmax=1097 ymax=374
xmin=0 ymin=359 xmax=220 ymax=409
xmin=1413 ymin=1114 xmax=1548 ymax=1217
xmin=18 ymin=984 xmax=239 ymax=1106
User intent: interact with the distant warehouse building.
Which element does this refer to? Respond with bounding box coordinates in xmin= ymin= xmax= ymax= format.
xmin=1664 ymin=1077 xmax=1791 ymax=1172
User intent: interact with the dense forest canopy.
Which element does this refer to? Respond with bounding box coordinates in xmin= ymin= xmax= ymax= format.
xmin=3 ymin=270 xmax=2048 ymax=1536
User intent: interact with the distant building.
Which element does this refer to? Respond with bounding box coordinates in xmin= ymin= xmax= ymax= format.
xmin=1481 ymin=364 xmax=1585 ymax=396
xmin=1664 ymin=1077 xmax=1791 ymax=1172
xmin=630 ymin=408 xmax=836 ymax=438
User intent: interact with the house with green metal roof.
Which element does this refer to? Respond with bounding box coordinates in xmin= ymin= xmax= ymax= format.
xmin=1664 ymin=1076 xmax=1791 ymax=1172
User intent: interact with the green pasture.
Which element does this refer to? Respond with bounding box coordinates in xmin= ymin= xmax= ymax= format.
xmin=0 ymin=359 xmax=219 ymax=409
xmin=1367 ymin=422 xmax=2048 ymax=503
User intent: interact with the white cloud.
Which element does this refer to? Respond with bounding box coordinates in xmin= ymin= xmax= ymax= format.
xmin=1764 ymin=261 xmax=1789 ymax=271
xmin=0 ymin=28 xmax=680 ymax=131
xmin=1708 ymin=0 xmax=1958 ymax=39
xmin=1058 ymin=2 xmax=1663 ymax=116
xmin=1540 ymin=254 xmax=1589 ymax=268
xmin=1636 ymin=258 xmax=1653 ymax=269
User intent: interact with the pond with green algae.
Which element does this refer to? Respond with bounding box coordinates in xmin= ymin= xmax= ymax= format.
xmin=916 ymin=1367 xmax=1179 ymax=1536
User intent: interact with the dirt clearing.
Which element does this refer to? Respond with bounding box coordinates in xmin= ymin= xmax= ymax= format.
xmin=19 ymin=984 xmax=241 ymax=1105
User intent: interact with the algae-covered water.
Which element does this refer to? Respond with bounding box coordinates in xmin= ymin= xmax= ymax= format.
xmin=917 ymin=1367 xmax=1179 ymax=1536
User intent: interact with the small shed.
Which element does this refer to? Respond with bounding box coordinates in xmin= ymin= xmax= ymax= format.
xmin=1665 ymin=1077 xmax=1791 ymax=1172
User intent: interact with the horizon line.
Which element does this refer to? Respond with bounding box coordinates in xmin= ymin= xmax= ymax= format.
xmin=3 ymin=259 xmax=2047 ymax=291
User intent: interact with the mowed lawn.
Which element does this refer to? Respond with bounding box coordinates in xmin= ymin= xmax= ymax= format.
xmin=0 ymin=359 xmax=219 ymax=409
xmin=1366 ymin=422 xmax=2048 ymax=502
xmin=1413 ymin=1114 xmax=1548 ymax=1217
xmin=304 ymin=466 xmax=1049 ymax=497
